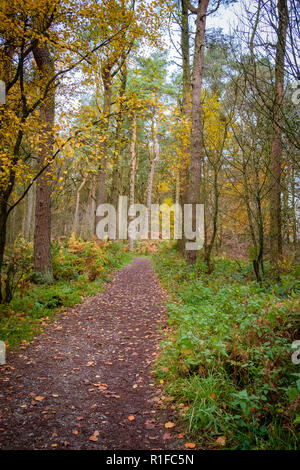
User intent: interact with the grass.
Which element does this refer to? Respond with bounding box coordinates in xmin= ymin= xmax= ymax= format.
xmin=151 ymin=242 xmax=300 ymax=450
xmin=0 ymin=236 xmax=132 ymax=348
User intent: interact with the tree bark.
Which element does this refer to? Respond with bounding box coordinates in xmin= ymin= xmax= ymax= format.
xmin=32 ymin=42 xmax=55 ymax=278
xmin=291 ymin=164 xmax=297 ymax=246
xmin=178 ymin=0 xmax=192 ymax=255
xmin=129 ymin=112 xmax=137 ymax=252
xmin=181 ymin=0 xmax=192 ymax=117
xmin=0 ymin=47 xmax=19 ymax=301
xmin=269 ymin=0 xmax=288 ymax=273
xmin=89 ymin=174 xmax=97 ymax=238
xmin=111 ymin=63 xmax=127 ymax=209
xmin=204 ymin=167 xmax=219 ymax=273
xmin=95 ymin=69 xmax=112 ymax=232
xmin=185 ymin=0 xmax=210 ymax=263
xmin=146 ymin=118 xmax=160 ymax=235
xmin=24 ymin=183 xmax=35 ymax=241
xmin=73 ymin=175 xmax=87 ymax=235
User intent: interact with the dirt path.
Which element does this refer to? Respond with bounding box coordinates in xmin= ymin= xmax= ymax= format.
xmin=0 ymin=257 xmax=179 ymax=450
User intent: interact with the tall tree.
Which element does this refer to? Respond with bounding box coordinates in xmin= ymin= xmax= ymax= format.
xmin=146 ymin=116 xmax=160 ymax=232
xmin=181 ymin=0 xmax=192 ymax=117
xmin=269 ymin=0 xmax=289 ymax=273
xmin=184 ymin=0 xmax=210 ymax=263
xmin=128 ymin=111 xmax=137 ymax=251
xmin=177 ymin=0 xmax=192 ymax=254
xmin=32 ymin=41 xmax=55 ymax=278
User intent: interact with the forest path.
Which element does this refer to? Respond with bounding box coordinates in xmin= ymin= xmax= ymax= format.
xmin=0 ymin=257 xmax=179 ymax=450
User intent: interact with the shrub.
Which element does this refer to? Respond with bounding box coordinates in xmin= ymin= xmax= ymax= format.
xmin=1 ymin=236 xmax=33 ymax=303
xmin=152 ymin=245 xmax=300 ymax=449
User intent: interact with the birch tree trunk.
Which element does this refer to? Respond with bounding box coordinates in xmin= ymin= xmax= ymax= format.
xmin=89 ymin=174 xmax=97 ymax=238
xmin=24 ymin=183 xmax=35 ymax=241
xmin=175 ymin=170 xmax=180 ymax=204
xmin=73 ymin=175 xmax=87 ymax=235
xmin=129 ymin=112 xmax=137 ymax=252
xmin=146 ymin=119 xmax=160 ymax=235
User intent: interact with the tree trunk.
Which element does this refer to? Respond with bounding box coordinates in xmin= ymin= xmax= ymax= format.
xmin=95 ymin=70 xmax=112 ymax=231
xmin=175 ymin=170 xmax=180 ymax=204
xmin=111 ymin=63 xmax=127 ymax=209
xmin=73 ymin=175 xmax=87 ymax=235
xmin=0 ymin=200 xmax=8 ymax=303
xmin=291 ymin=164 xmax=297 ymax=246
xmin=24 ymin=183 xmax=35 ymax=241
xmin=204 ymin=167 xmax=219 ymax=273
xmin=129 ymin=112 xmax=137 ymax=252
xmin=185 ymin=0 xmax=210 ymax=263
xmin=0 ymin=47 xmax=19 ymax=301
xmin=181 ymin=0 xmax=192 ymax=117
xmin=269 ymin=0 xmax=288 ymax=273
xmin=146 ymin=119 xmax=160 ymax=235
xmin=32 ymin=42 xmax=55 ymax=278
xmin=89 ymin=174 xmax=96 ymax=238
xmin=178 ymin=0 xmax=192 ymax=255
xmin=242 ymin=157 xmax=263 ymax=282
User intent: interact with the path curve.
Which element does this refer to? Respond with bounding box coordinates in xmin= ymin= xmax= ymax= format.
xmin=0 ymin=257 xmax=176 ymax=450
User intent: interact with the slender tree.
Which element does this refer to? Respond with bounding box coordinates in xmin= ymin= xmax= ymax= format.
xmin=184 ymin=0 xmax=210 ymax=263
xmin=269 ymin=0 xmax=289 ymax=274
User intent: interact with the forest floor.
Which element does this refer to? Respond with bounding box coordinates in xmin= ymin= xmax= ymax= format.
xmin=0 ymin=257 xmax=182 ymax=450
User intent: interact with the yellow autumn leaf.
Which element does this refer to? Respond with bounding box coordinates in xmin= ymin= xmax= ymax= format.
xmin=164 ymin=421 xmax=175 ymax=429
xmin=34 ymin=396 xmax=45 ymax=401
xmin=184 ymin=442 xmax=196 ymax=449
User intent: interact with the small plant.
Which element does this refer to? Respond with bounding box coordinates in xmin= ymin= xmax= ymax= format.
xmin=1 ymin=236 xmax=33 ymax=303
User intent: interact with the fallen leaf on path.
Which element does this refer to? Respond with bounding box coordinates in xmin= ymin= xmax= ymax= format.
xmin=164 ymin=421 xmax=175 ymax=429
xmin=93 ymin=383 xmax=107 ymax=391
xmin=34 ymin=396 xmax=45 ymax=401
xmin=185 ymin=442 xmax=196 ymax=449
xmin=89 ymin=430 xmax=99 ymax=442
